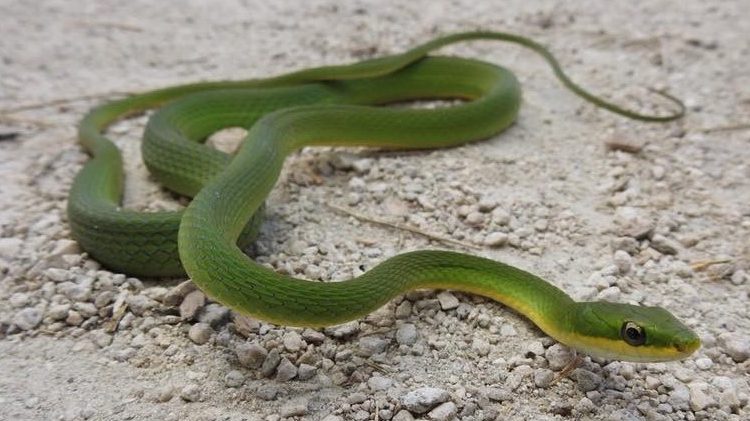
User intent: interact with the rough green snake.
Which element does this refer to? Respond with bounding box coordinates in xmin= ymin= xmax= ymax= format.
xmin=68 ymin=31 xmax=700 ymax=362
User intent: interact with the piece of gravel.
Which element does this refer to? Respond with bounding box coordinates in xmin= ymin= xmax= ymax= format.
xmin=396 ymin=324 xmax=418 ymax=346
xmin=236 ymin=342 xmax=267 ymax=368
xmin=180 ymin=384 xmax=201 ymax=402
xmin=188 ymin=323 xmax=212 ymax=345
xmin=260 ymin=348 xmax=281 ymax=377
xmin=13 ymin=308 xmax=43 ymax=331
xmin=401 ymin=387 xmax=450 ymax=414
xmin=275 ymin=357 xmax=297 ymax=381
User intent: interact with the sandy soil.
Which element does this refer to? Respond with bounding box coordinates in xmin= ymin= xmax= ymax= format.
xmin=1 ymin=1 xmax=749 ymax=420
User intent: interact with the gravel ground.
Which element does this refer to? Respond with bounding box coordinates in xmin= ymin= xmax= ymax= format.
xmin=1 ymin=1 xmax=749 ymax=420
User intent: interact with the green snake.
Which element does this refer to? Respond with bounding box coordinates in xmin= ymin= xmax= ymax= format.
xmin=69 ymin=31 xmax=700 ymax=362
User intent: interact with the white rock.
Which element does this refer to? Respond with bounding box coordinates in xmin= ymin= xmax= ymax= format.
xmin=427 ymin=402 xmax=457 ymax=421
xmin=180 ymin=384 xmax=201 ymax=402
xmin=436 ymin=291 xmax=459 ymax=310
xmin=368 ymin=375 xmax=393 ymax=391
xmin=283 ymin=331 xmax=305 ymax=353
xmin=401 ymin=387 xmax=450 ymax=414
xmin=396 ymin=324 xmax=418 ymax=346
xmin=188 ymin=323 xmax=213 ymax=345
xmin=688 ymin=382 xmax=716 ymax=411
xmin=545 ymin=343 xmax=573 ymax=371
xmin=484 ymin=232 xmax=508 ymax=247
xmin=612 ymin=250 xmax=632 ymax=273
xmin=718 ymin=332 xmax=750 ymax=362
xmin=13 ymin=307 xmax=43 ymax=330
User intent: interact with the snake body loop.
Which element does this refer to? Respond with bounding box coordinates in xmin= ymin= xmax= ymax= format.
xmin=69 ymin=31 xmax=698 ymax=361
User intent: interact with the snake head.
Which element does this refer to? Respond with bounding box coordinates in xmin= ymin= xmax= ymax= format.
xmin=565 ymin=301 xmax=700 ymax=362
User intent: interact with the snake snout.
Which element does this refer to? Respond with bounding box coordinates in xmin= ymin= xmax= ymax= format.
xmin=673 ymin=331 xmax=701 ymax=356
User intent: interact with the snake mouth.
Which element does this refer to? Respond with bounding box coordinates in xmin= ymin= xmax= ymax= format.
xmin=673 ymin=334 xmax=701 ymax=356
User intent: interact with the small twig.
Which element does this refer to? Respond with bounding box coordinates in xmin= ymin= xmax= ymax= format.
xmin=364 ymin=360 xmax=392 ymax=374
xmin=0 ymin=114 xmax=61 ymax=129
xmin=699 ymin=123 xmax=750 ymax=133
xmin=690 ymin=258 xmax=732 ymax=272
xmin=327 ymin=203 xmax=480 ymax=250
xmin=0 ymin=91 xmax=128 ymax=114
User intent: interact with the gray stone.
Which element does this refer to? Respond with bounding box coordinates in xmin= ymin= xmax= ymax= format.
xmin=297 ymin=363 xmax=317 ymax=380
xmin=401 ymin=387 xmax=450 ymax=414
xmin=718 ymin=332 xmax=750 ymax=362
xmin=126 ymin=295 xmax=157 ymax=316
xmin=688 ymin=382 xmax=716 ymax=411
xmin=283 ymin=331 xmax=305 ymax=352
xmin=368 ymin=375 xmax=393 ymax=391
xmin=324 ymin=321 xmax=359 ymax=338
xmin=260 ymin=348 xmax=281 ymax=377
xmin=275 ymin=357 xmax=297 ymax=381
xmin=395 ymin=300 xmax=412 ymax=318
xmin=396 ymin=324 xmax=418 ymax=346
xmin=224 ymin=370 xmax=244 ymax=388
xmin=574 ymin=369 xmax=601 ymax=392
xmin=436 ymin=291 xmax=459 ymax=310
xmin=66 ymin=310 xmax=83 ymax=326
xmin=180 ymin=384 xmax=201 ymax=402
xmin=279 ymin=398 xmax=308 ymax=417
xmin=358 ymin=336 xmax=388 ymax=356
xmin=47 ymin=304 xmax=71 ymax=321
xmin=155 ymin=384 xmax=174 ymax=402
xmin=427 ymin=402 xmax=457 ymax=421
xmin=471 ymin=338 xmax=490 ymax=357
xmin=188 ymin=323 xmax=212 ymax=345
xmin=392 ymin=410 xmax=415 ymax=421
xmin=545 ymin=343 xmax=573 ymax=370
xmin=668 ymin=384 xmax=690 ymax=410
xmin=301 ymin=328 xmax=326 ymax=345
xmin=73 ymin=302 xmax=97 ymax=318
xmin=13 ymin=307 xmax=43 ymax=330
xmin=179 ymin=290 xmax=205 ymax=320
xmin=651 ymin=234 xmax=679 ymax=255
xmin=534 ymin=368 xmax=555 ymax=388
xmin=347 ymin=392 xmax=367 ymax=404
xmin=9 ymin=293 xmax=29 ymax=308
xmin=236 ymin=342 xmax=268 ymax=368
xmin=613 ymin=250 xmax=632 ymax=273
xmin=198 ymin=303 xmax=229 ymax=327
xmin=484 ymin=232 xmax=508 ymax=247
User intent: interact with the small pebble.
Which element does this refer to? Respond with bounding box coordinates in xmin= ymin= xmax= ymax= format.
xmin=688 ymin=382 xmax=716 ymax=411
xmin=427 ymin=402 xmax=457 ymax=421
xmin=368 ymin=375 xmax=393 ymax=391
xmin=396 ymin=323 xmax=418 ymax=346
xmin=13 ymin=307 xmax=43 ymax=330
xmin=179 ymin=290 xmax=205 ymax=320
xmin=574 ymin=369 xmax=601 ymax=392
xmin=392 ymin=410 xmax=415 ymax=421
xmin=484 ymin=232 xmax=508 ymax=247
xmin=358 ymin=336 xmax=388 ymax=356
xmin=401 ymin=387 xmax=450 ymax=414
xmin=188 ymin=323 xmax=212 ymax=345
xmin=612 ymin=250 xmax=632 ymax=273
xmin=47 ymin=304 xmax=71 ymax=321
xmin=283 ymin=331 xmax=305 ymax=353
xmin=180 ymin=384 xmax=201 ymax=402
xmin=275 ymin=357 xmax=298 ymax=381
xmin=436 ymin=291 xmax=459 ymax=310
xmin=279 ymin=398 xmax=308 ymax=417
xmin=261 ymin=349 xmax=282 ymax=377
xmin=545 ymin=344 xmax=573 ymax=371
xmin=224 ymin=370 xmax=244 ymax=388
xmin=126 ymin=295 xmax=157 ymax=316
xmin=534 ymin=369 xmax=555 ymax=388
xmin=236 ymin=342 xmax=268 ymax=368
xmin=718 ymin=332 xmax=750 ymax=362
xmin=297 ymin=363 xmax=317 ymax=381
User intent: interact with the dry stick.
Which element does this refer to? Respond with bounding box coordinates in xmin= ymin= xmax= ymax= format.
xmin=0 ymin=114 xmax=61 ymax=129
xmin=327 ymin=203 xmax=480 ymax=250
xmin=0 ymin=91 xmax=129 ymax=114
xmin=690 ymin=258 xmax=733 ymax=272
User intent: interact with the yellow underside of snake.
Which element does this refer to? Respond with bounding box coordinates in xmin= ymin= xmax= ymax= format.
xmin=68 ymin=31 xmax=700 ymax=362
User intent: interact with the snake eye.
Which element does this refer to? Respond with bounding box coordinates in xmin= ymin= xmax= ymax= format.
xmin=620 ymin=321 xmax=646 ymax=346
